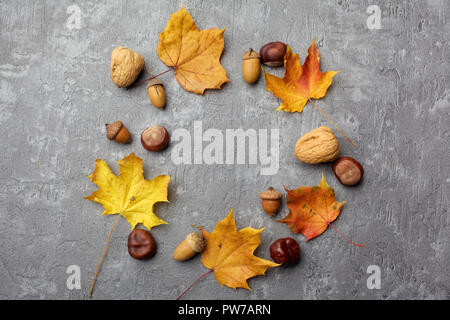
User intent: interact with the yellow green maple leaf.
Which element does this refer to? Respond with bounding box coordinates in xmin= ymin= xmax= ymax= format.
xmin=85 ymin=153 xmax=170 ymax=230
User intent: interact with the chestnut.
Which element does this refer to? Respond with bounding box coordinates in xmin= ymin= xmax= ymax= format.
xmin=332 ymin=157 xmax=364 ymax=186
xmin=141 ymin=125 xmax=170 ymax=152
xmin=269 ymin=237 xmax=300 ymax=266
xmin=127 ymin=229 xmax=157 ymax=260
xmin=259 ymin=41 xmax=287 ymax=67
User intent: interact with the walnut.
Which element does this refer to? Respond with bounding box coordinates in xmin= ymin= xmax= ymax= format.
xmin=294 ymin=126 xmax=340 ymax=164
xmin=110 ymin=46 xmax=145 ymax=88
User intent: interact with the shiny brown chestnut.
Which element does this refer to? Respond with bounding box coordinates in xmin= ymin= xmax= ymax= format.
xmin=269 ymin=237 xmax=300 ymax=266
xmin=127 ymin=229 xmax=157 ymax=260
xmin=259 ymin=42 xmax=287 ymax=67
xmin=141 ymin=125 xmax=170 ymax=151
xmin=332 ymin=157 xmax=364 ymax=186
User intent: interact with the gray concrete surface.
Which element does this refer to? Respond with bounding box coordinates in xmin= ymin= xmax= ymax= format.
xmin=0 ymin=0 xmax=449 ymax=300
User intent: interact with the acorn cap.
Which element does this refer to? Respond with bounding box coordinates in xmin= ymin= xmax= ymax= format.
xmin=259 ymin=187 xmax=282 ymax=200
xmin=147 ymin=78 xmax=164 ymax=88
xmin=185 ymin=232 xmax=206 ymax=253
xmin=106 ymin=121 xmax=123 ymax=140
xmin=242 ymin=48 xmax=261 ymax=60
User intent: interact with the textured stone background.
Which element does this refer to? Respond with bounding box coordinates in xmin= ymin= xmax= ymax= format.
xmin=0 ymin=0 xmax=449 ymax=300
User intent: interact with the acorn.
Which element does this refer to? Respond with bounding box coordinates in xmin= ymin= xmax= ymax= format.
xmin=105 ymin=121 xmax=131 ymax=144
xmin=147 ymin=78 xmax=166 ymax=109
xmin=173 ymin=232 xmax=206 ymax=261
xmin=242 ymin=48 xmax=261 ymax=84
xmin=259 ymin=187 xmax=282 ymax=217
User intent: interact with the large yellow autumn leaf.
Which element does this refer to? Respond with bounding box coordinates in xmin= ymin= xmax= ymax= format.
xmin=199 ymin=209 xmax=279 ymax=290
xmin=264 ymin=38 xmax=339 ymax=112
xmin=157 ymin=5 xmax=230 ymax=94
xmin=85 ymin=153 xmax=170 ymax=230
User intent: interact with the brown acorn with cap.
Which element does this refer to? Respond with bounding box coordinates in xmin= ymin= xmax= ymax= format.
xmin=173 ymin=231 xmax=206 ymax=261
xmin=147 ymin=78 xmax=166 ymax=109
xmin=259 ymin=187 xmax=282 ymax=217
xmin=105 ymin=121 xmax=131 ymax=144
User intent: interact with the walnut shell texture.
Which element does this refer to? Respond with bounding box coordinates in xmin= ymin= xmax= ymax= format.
xmin=294 ymin=126 xmax=340 ymax=164
xmin=110 ymin=46 xmax=145 ymax=88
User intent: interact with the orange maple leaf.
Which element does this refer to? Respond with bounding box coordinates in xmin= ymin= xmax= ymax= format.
xmin=278 ymin=174 xmax=364 ymax=247
xmin=263 ymin=38 xmax=339 ymax=112
xmin=279 ymin=174 xmax=346 ymax=241
xmin=157 ymin=5 xmax=230 ymax=94
xmin=199 ymin=209 xmax=279 ymax=290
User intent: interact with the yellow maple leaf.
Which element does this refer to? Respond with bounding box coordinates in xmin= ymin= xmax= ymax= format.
xmin=85 ymin=153 xmax=170 ymax=230
xmin=200 ymin=209 xmax=280 ymax=290
xmin=157 ymin=5 xmax=230 ymax=94
xmin=263 ymin=38 xmax=339 ymax=113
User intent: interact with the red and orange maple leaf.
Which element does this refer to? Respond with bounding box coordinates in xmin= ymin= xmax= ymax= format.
xmin=278 ymin=174 xmax=345 ymax=240
xmin=263 ymin=38 xmax=339 ymax=113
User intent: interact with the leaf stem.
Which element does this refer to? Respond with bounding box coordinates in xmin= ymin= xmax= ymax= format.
xmin=328 ymin=223 xmax=364 ymax=247
xmin=176 ymin=269 xmax=213 ymax=300
xmin=308 ymin=99 xmax=355 ymax=147
xmin=127 ymin=68 xmax=173 ymax=89
xmin=89 ymin=214 xmax=121 ymax=298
